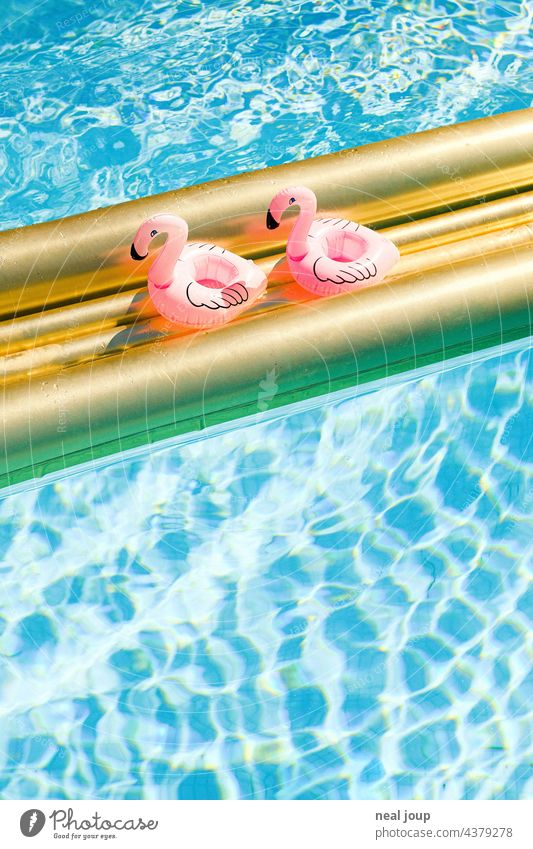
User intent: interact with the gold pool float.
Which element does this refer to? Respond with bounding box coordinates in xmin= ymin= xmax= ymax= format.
xmin=0 ymin=107 xmax=532 ymax=489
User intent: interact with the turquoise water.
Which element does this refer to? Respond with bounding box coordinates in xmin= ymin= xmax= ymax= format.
xmin=0 ymin=0 xmax=532 ymax=229
xmin=0 ymin=0 xmax=532 ymax=800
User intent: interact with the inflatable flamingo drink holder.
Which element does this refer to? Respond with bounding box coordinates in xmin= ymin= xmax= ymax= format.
xmin=266 ymin=186 xmax=400 ymax=296
xmin=131 ymin=213 xmax=266 ymax=328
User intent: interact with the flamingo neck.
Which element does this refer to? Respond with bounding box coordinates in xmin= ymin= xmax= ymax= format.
xmin=287 ymin=197 xmax=317 ymax=261
xmin=148 ymin=232 xmax=186 ymax=289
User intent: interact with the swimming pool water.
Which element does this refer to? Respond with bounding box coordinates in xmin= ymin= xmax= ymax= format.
xmin=0 ymin=0 xmax=531 ymax=802
xmin=0 ymin=340 xmax=531 ymax=800
xmin=0 ymin=0 xmax=532 ymax=230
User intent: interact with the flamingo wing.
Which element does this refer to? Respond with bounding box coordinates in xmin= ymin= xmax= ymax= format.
xmin=186 ymin=279 xmax=249 ymax=310
xmin=185 ymin=242 xmax=226 ymax=254
xmin=313 ymin=255 xmax=378 ymax=285
xmin=312 ymin=218 xmax=361 ymax=235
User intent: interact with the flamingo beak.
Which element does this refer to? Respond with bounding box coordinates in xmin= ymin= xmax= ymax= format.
xmin=130 ymin=242 xmax=148 ymax=261
xmin=266 ymin=209 xmax=279 ymax=230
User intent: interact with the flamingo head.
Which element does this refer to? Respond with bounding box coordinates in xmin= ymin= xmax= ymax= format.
xmin=131 ymin=213 xmax=188 ymax=261
xmin=266 ymin=185 xmax=317 ymax=229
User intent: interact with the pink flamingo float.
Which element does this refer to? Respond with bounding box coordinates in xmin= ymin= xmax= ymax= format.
xmin=131 ymin=213 xmax=266 ymax=327
xmin=266 ymin=186 xmax=399 ymax=296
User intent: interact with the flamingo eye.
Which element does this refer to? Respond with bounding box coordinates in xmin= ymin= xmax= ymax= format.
xmin=150 ymin=229 xmax=158 ymax=237
xmin=289 ymin=197 xmax=296 ymax=204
